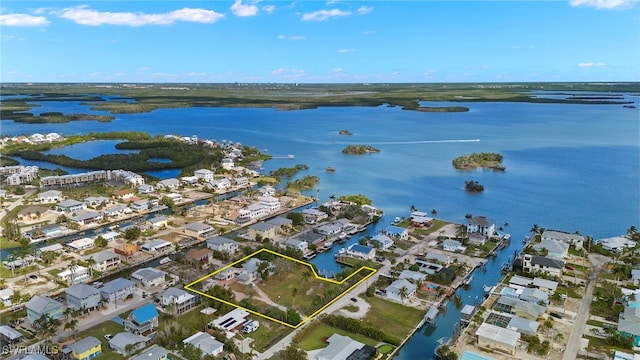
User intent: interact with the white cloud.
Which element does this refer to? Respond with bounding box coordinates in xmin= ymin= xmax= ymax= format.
xmin=356 ymin=6 xmax=373 ymax=14
xmin=569 ymin=0 xmax=633 ymax=9
xmin=137 ymin=66 xmax=151 ymax=72
xmin=577 ymin=62 xmax=607 ymax=67
xmin=338 ymin=49 xmax=355 ymax=53
xmin=231 ymin=0 xmax=259 ymax=17
xmin=0 ymin=13 xmax=49 ymax=27
xmin=277 ymin=35 xmax=305 ymax=40
xmin=56 ymin=5 xmax=224 ymax=26
xmin=271 ymin=68 xmax=306 ymax=78
xmin=262 ymin=5 xmax=275 ymax=14
xmin=301 ymin=9 xmax=351 ymax=21
xmin=2 ymin=34 xmax=25 ymax=41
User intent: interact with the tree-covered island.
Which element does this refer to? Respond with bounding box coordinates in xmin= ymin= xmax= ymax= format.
xmin=452 ymin=152 xmax=505 ymax=171
xmin=341 ymin=145 xmax=381 ymax=155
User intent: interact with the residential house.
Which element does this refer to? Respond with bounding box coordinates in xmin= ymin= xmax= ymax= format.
xmin=17 ymin=206 xmax=49 ymax=221
xmin=138 ymin=184 xmax=155 ymax=194
xmin=0 ymin=325 xmax=22 ymax=344
xmin=423 ymin=252 xmax=451 ymax=265
xmin=194 ymin=169 xmax=214 ymax=182
xmin=180 ymin=176 xmax=199 ymax=185
xmin=386 ymin=225 xmax=409 ymax=240
xmin=183 ymin=332 xmax=224 ymax=358
xmin=519 ymin=287 xmax=549 ymax=305
xmin=130 ymin=199 xmax=150 ymax=212
xmin=234 ymin=177 xmax=249 ymax=187
xmin=25 ymin=224 xmax=62 ymax=241
xmin=208 ymin=178 xmax=231 ymax=192
xmin=632 ymin=269 xmax=640 ymax=286
xmin=410 ymin=215 xmax=434 ymax=228
xmin=542 ymin=230 xmax=584 ymax=248
xmin=221 ymin=158 xmax=235 ymax=170
xmin=100 ymin=278 xmax=136 ymax=303
xmin=265 ymin=217 xmax=293 ymax=234
xmin=298 ymin=231 xmax=326 ymax=246
xmin=460 ymin=305 xmax=477 ymax=324
xmin=399 ymin=270 xmax=427 ymax=283
xmin=475 ymin=323 xmax=520 ymax=355
xmin=84 ymin=196 xmax=109 ymax=207
xmin=36 ymin=243 xmax=64 ymax=257
xmin=186 ymin=248 xmax=213 ymax=264
xmin=161 ymin=287 xmax=198 ymax=315
xmin=156 ymin=178 xmax=180 ymax=190
xmin=103 ymin=205 xmax=129 ymax=218
xmin=522 ymin=255 xmax=564 ymax=278
xmin=87 ymin=250 xmax=121 ymax=272
xmin=258 ymin=196 xmax=281 ymax=212
xmin=442 ymin=239 xmax=466 ymax=253
xmin=316 ymin=334 xmax=376 ymax=360
xmin=598 ymin=236 xmax=637 ymax=253
xmin=69 ymin=210 xmax=103 ymax=226
xmin=57 ymin=265 xmax=91 ymax=284
xmin=66 ymin=336 xmax=102 ymax=360
xmin=0 ymin=288 xmax=14 ymax=307
xmin=532 ymin=277 xmax=559 ymax=294
xmin=109 ymin=169 xmax=145 ymax=187
xmin=248 ymin=222 xmax=277 ymax=241
xmin=343 ymin=244 xmax=376 ymax=261
xmin=38 ymin=190 xmax=63 ymax=203
xmin=211 ymin=308 xmax=250 ymax=336
xmin=618 ymin=306 xmax=640 ymax=347
xmin=129 ymin=345 xmax=171 ymax=360
xmin=141 ymin=239 xmax=173 ymax=253
xmin=535 ymin=239 xmax=569 ymax=259
xmin=317 ymin=223 xmax=342 ymax=236
xmin=184 ymin=222 xmax=215 ymax=238
xmin=466 ymin=216 xmax=496 ymax=238
xmin=493 ymin=296 xmax=546 ymax=320
xmin=385 ymin=278 xmax=417 ymax=304
xmin=164 ymin=193 xmax=182 ymax=203
xmin=245 ymin=203 xmax=268 ymax=219
xmin=259 ymin=185 xmax=276 ymax=197
xmin=468 ymin=233 xmax=487 ymax=246
xmin=284 ymin=238 xmax=308 ymax=253
xmin=206 ymin=236 xmax=239 ymax=254
xmin=65 ymin=238 xmax=95 ymax=252
xmin=131 ymin=268 xmax=168 ymax=288
xmin=65 ymin=283 xmax=101 ymax=311
xmin=370 ymin=233 xmax=394 ymax=250
xmin=147 ymin=215 xmax=168 ymax=229
xmin=57 ymin=199 xmax=86 ymax=213
xmin=124 ymin=303 xmax=159 ymax=335
xmin=301 ymin=208 xmax=328 ymax=224
xmin=507 ymin=316 xmax=540 ymax=336
xmin=25 ymin=295 xmax=63 ymax=323
xmin=238 ymin=258 xmax=266 ymax=284
xmin=109 ymin=332 xmax=149 ymax=356
xmin=112 ymin=188 xmax=135 ymax=200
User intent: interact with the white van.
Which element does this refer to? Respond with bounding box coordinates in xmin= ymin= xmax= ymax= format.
xmin=243 ymin=320 xmax=259 ymax=334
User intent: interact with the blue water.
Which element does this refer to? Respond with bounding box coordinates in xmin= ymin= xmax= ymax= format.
xmin=42 ymin=139 xmax=138 ymax=160
xmin=2 ymin=93 xmax=639 ymax=358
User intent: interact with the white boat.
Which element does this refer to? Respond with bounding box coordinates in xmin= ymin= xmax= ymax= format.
xmin=288 ymin=154 xmax=295 ymax=159
xmin=159 ymin=257 xmax=172 ymax=265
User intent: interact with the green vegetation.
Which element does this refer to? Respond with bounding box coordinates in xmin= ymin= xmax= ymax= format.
xmin=362 ymin=296 xmax=425 ymax=345
xmin=295 ymin=323 xmax=380 ymax=350
xmin=72 ymin=320 xmax=125 ymax=359
xmin=341 ymin=145 xmax=381 ymax=155
xmin=337 ymin=194 xmax=372 ymax=206
xmin=414 ymin=106 xmax=469 ymax=112
xmin=270 ymin=164 xmax=309 ymax=177
xmin=286 ymin=175 xmax=320 ymax=191
xmin=452 ymin=152 xmax=505 ymax=171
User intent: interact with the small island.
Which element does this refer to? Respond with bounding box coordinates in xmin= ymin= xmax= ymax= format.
xmin=326 ymin=167 xmax=336 ymax=172
xmin=452 ymin=152 xmax=505 ymax=171
xmin=338 ymin=129 xmax=353 ymax=135
xmin=341 ymin=145 xmax=381 ymax=155
xmin=465 ymin=180 xmax=485 ymax=192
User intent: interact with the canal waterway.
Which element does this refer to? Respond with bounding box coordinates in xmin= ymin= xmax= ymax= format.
xmin=1 ymin=93 xmax=639 ymax=358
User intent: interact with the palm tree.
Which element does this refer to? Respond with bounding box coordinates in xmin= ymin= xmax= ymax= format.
xmin=85 ymin=256 xmax=96 ymax=276
xmin=41 ymin=250 xmax=56 ymax=266
xmin=9 ymin=290 xmax=22 ymax=306
xmin=68 ymin=260 xmax=78 ymax=285
xmin=431 ymin=209 xmax=438 ymax=217
xmin=64 ymin=318 xmax=79 ymax=338
xmin=530 ymin=224 xmax=541 ymax=234
xmin=399 ymin=286 xmax=409 ymax=303
xmin=410 ymin=205 xmax=417 ymax=213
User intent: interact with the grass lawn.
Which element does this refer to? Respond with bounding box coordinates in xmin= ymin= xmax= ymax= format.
xmin=410 ymin=220 xmax=449 ymax=237
xmin=245 ymin=320 xmax=292 ymax=352
xmin=257 ymin=262 xmax=328 ymax=313
xmin=296 ymin=324 xmax=380 ymax=351
xmin=72 ymin=320 xmax=126 ymax=359
xmin=362 ymin=296 xmax=425 ymax=345
xmin=1 ymin=265 xmax=39 ymax=279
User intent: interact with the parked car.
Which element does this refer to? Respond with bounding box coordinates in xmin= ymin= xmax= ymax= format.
xmin=350 ymin=297 xmax=358 ymax=302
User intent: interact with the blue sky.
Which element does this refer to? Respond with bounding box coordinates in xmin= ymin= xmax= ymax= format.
xmin=1 ymin=0 xmax=638 ymax=83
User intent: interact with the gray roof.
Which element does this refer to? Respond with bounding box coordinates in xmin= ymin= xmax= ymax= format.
xmin=467 ymin=216 xmax=494 ymax=227
xmin=424 ymin=252 xmax=450 ymax=263
xmin=250 ymin=222 xmax=275 ymax=231
xmin=496 ymin=296 xmax=547 ymax=318
xmin=399 ymin=270 xmax=426 ymax=282
xmin=129 ymin=345 xmax=170 ymax=360
xmin=535 ymin=239 xmax=569 ymax=255
xmin=183 ymin=331 xmax=224 ymax=355
xmin=618 ymin=318 xmax=640 ymax=336
xmin=532 ymin=277 xmax=558 ymax=291
xmin=461 ymin=305 xmax=476 ymax=316
xmin=38 ymin=243 xmax=64 ymax=253
xmin=132 ymin=267 xmax=167 ymax=282
xmin=476 ymin=323 xmax=520 ymax=346
xmin=58 ymin=199 xmax=83 ymax=207
xmin=207 ymin=236 xmax=237 ymax=245
xmin=317 ymin=333 xmax=365 ymax=360
xmin=0 ymin=325 xmax=22 ymax=341
xmin=101 ymin=278 xmax=135 ymax=294
xmin=265 ymin=217 xmax=292 ymax=226
xmin=509 ymin=275 xmax=533 ymax=287
xmin=508 ymin=316 xmax=539 ymax=335
xmin=66 ymin=283 xmax=100 ymax=299
xmin=38 ymin=190 xmax=62 ymax=198
xmin=87 ymin=250 xmax=119 ymax=264
xmin=71 ymin=210 xmax=101 ymax=222
xmin=542 ymin=230 xmax=584 ymax=243
xmin=162 ymin=287 xmax=191 ymax=299
xmin=185 ymin=222 xmax=212 ymax=232
xmin=520 ymin=288 xmax=549 ymax=303
xmin=25 ymin=295 xmax=62 ymax=314
xmin=109 ymin=332 xmax=149 ymax=350
xmin=68 ymin=336 xmax=101 ymax=354
xmin=387 ymin=278 xmax=417 ymax=295
xmin=20 ymin=355 xmax=50 ymax=360
xmin=530 ymin=256 xmax=565 ymax=269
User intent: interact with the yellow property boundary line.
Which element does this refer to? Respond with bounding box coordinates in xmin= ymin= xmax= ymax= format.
xmin=184 ymin=248 xmax=377 ymax=328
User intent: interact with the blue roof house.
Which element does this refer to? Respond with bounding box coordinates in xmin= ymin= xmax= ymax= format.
xmin=124 ymin=303 xmax=159 ymax=335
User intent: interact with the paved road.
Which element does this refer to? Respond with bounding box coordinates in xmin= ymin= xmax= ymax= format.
xmin=562 ymin=254 xmax=609 ymax=360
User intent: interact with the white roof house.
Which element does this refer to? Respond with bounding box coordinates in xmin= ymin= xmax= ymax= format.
xmin=317 ymin=334 xmax=372 ymax=360
xmin=141 ymin=239 xmax=173 ymax=253
xmin=385 ymin=278 xmax=417 ymax=304
xmin=183 ymin=332 xmax=224 ymax=357
xmin=475 ymin=323 xmax=520 ymax=355
xmin=371 ymin=233 xmax=394 ymax=250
